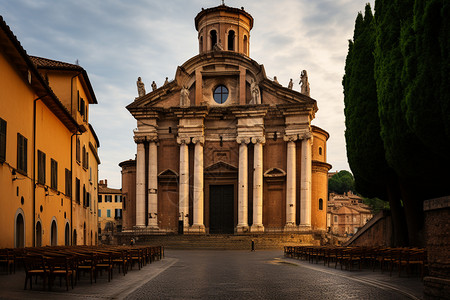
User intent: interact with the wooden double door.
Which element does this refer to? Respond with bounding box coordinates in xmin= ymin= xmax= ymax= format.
xmin=209 ymin=185 xmax=234 ymax=234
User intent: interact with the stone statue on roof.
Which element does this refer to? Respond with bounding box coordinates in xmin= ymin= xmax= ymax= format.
xmin=300 ymin=70 xmax=310 ymax=97
xmin=273 ymin=76 xmax=280 ymax=85
xmin=137 ymin=77 xmax=146 ymax=97
xmin=164 ymin=77 xmax=169 ymax=86
xmin=151 ymin=81 xmax=157 ymax=91
xmin=288 ymin=78 xmax=293 ymax=89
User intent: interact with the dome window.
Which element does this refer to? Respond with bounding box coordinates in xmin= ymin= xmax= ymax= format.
xmin=213 ymin=85 xmax=229 ymax=104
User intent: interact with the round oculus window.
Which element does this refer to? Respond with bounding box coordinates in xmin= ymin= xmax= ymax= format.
xmin=213 ymin=85 xmax=229 ymax=104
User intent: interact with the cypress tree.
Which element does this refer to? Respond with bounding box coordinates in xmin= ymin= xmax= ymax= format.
xmin=343 ymin=4 xmax=407 ymax=246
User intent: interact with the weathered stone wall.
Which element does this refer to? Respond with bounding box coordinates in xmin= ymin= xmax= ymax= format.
xmin=423 ymin=196 xmax=450 ymax=299
xmin=345 ymin=210 xmax=392 ymax=247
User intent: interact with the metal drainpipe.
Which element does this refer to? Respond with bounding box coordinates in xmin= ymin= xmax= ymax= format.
xmin=33 ymin=95 xmax=45 ymax=247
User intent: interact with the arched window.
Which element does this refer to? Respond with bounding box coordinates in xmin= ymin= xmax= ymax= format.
xmin=243 ymin=35 xmax=248 ymax=55
xmin=319 ymin=147 xmax=323 ymax=155
xmin=15 ymin=213 xmax=25 ymax=248
xmin=50 ymin=220 xmax=57 ymax=246
xmin=65 ymin=223 xmax=70 ymax=246
xmin=199 ymin=36 xmax=203 ymax=52
xmin=319 ymin=198 xmax=323 ymax=210
xmin=83 ymin=222 xmax=86 ymax=245
xmin=228 ymin=30 xmax=235 ymax=50
xmin=35 ymin=221 xmax=42 ymax=247
xmin=210 ymin=30 xmax=217 ymax=50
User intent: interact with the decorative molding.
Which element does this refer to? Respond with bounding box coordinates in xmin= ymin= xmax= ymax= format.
xmin=251 ymin=136 xmax=266 ymax=144
xmin=192 ymin=136 xmax=205 ymax=145
xmin=236 ymin=137 xmax=251 ymax=144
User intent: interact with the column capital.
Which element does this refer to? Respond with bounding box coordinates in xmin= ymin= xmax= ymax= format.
xmin=251 ymin=136 xmax=266 ymax=145
xmin=236 ymin=137 xmax=251 ymax=144
xmin=177 ymin=136 xmax=191 ymax=145
xmin=283 ymin=135 xmax=298 ymax=142
xmin=134 ymin=135 xmax=158 ymax=144
xmin=192 ymin=136 xmax=205 ymax=145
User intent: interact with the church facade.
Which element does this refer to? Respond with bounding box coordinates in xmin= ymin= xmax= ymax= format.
xmin=126 ymin=5 xmax=331 ymax=234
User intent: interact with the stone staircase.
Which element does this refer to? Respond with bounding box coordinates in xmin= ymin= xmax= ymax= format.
xmin=113 ymin=232 xmax=322 ymax=250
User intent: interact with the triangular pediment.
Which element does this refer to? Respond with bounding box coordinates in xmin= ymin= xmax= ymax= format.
xmin=205 ymin=161 xmax=238 ymax=173
xmin=158 ymin=169 xmax=179 ymax=178
xmin=263 ymin=167 xmax=286 ymax=178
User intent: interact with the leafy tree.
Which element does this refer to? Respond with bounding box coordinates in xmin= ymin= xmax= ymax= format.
xmin=363 ymin=197 xmax=390 ymax=215
xmin=328 ymin=170 xmax=355 ymax=194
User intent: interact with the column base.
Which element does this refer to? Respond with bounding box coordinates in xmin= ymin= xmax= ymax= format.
xmin=284 ymin=224 xmax=299 ymax=232
xmin=187 ymin=224 xmax=206 ymax=234
xmin=298 ymin=224 xmax=312 ymax=232
xmin=250 ymin=224 xmax=265 ymax=233
xmin=236 ymin=225 xmax=250 ymax=233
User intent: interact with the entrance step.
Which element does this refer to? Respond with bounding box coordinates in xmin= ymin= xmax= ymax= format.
xmin=114 ymin=233 xmax=321 ymax=250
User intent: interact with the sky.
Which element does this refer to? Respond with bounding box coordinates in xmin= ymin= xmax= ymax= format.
xmin=1 ymin=0 xmax=374 ymax=189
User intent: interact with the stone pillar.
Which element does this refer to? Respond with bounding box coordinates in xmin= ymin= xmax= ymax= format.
xmin=285 ymin=139 xmax=297 ymax=230
xmin=300 ymin=137 xmax=312 ymax=227
xmin=148 ymin=140 xmax=158 ymax=228
xmin=135 ymin=142 xmax=146 ymax=228
xmin=251 ymin=137 xmax=264 ymax=232
xmin=239 ymin=67 xmax=246 ymax=105
xmin=192 ymin=137 xmax=205 ymax=233
xmin=178 ymin=140 xmax=189 ymax=231
xmin=237 ymin=138 xmax=249 ymax=232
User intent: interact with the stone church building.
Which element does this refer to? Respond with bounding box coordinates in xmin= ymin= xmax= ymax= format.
xmin=126 ymin=4 xmax=331 ymax=235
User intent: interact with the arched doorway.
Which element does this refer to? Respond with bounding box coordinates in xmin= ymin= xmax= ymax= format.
xmin=50 ymin=220 xmax=57 ymax=246
xmin=15 ymin=213 xmax=25 ymax=248
xmin=65 ymin=223 xmax=70 ymax=246
xmin=35 ymin=221 xmax=42 ymax=247
xmin=73 ymin=229 xmax=77 ymax=245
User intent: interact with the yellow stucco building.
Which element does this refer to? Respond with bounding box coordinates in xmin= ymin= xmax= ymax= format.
xmin=0 ymin=16 xmax=100 ymax=248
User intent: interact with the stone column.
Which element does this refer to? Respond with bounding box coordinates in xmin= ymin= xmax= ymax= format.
xmin=236 ymin=138 xmax=249 ymax=232
xmin=192 ymin=137 xmax=205 ymax=233
xmin=300 ymin=136 xmax=312 ymax=227
xmin=251 ymin=137 xmax=265 ymax=232
xmin=148 ymin=140 xmax=158 ymax=228
xmin=178 ymin=139 xmax=189 ymax=230
xmin=285 ymin=138 xmax=297 ymax=230
xmin=135 ymin=141 xmax=146 ymax=228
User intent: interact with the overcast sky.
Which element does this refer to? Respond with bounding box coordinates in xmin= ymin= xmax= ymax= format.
xmin=1 ymin=0 xmax=373 ymax=188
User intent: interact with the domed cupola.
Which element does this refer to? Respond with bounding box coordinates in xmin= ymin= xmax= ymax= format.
xmin=195 ymin=4 xmax=253 ymax=56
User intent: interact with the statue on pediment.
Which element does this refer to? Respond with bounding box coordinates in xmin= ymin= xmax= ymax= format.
xmin=300 ymin=70 xmax=310 ymax=96
xmin=151 ymin=81 xmax=157 ymax=91
xmin=136 ymin=77 xmax=146 ymax=97
xmin=288 ymin=78 xmax=293 ymax=89
xmin=250 ymin=79 xmax=261 ymax=104
xmin=180 ymin=86 xmax=190 ymax=107
xmin=164 ymin=77 xmax=169 ymax=85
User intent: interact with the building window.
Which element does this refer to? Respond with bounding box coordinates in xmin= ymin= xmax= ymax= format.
xmin=0 ymin=118 xmax=6 ymax=162
xmin=123 ymin=196 xmax=126 ymax=210
xmin=98 ymin=195 xmax=102 ymax=203
xmin=37 ymin=150 xmax=46 ymax=184
xmin=105 ymin=195 xmax=112 ymax=203
xmin=199 ymin=36 xmax=203 ymax=52
xmin=210 ymin=30 xmax=217 ymax=50
xmin=107 ymin=209 xmax=111 ymax=218
xmin=243 ymin=35 xmax=248 ymax=55
xmin=51 ymin=159 xmax=57 ymax=190
xmin=86 ymin=192 xmax=90 ymax=207
xmin=319 ymin=147 xmax=323 ymax=155
xmin=115 ymin=209 xmax=122 ymax=219
xmin=319 ymin=198 xmax=323 ymax=210
xmin=334 ymin=216 xmax=338 ymax=223
xmin=228 ymin=30 xmax=235 ymax=50
xmin=98 ymin=209 xmax=101 ymax=217
xmin=115 ymin=195 xmax=122 ymax=203
xmin=82 ymin=146 xmax=86 ymax=169
xmin=213 ymin=85 xmax=229 ymax=104
xmin=83 ymin=185 xmax=86 ymax=207
xmin=65 ymin=169 xmax=72 ymax=196
xmin=76 ymin=138 xmax=80 ymax=162
xmin=17 ymin=133 xmax=27 ymax=174
xmin=75 ymin=178 xmax=80 ymax=204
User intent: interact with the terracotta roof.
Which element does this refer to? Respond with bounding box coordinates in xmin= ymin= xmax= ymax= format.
xmin=29 ymin=55 xmax=98 ymax=104
xmin=29 ymin=56 xmax=83 ymax=70
xmin=98 ymin=186 xmax=121 ymax=194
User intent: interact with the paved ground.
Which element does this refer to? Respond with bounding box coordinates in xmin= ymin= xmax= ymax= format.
xmin=0 ymin=250 xmax=424 ymax=300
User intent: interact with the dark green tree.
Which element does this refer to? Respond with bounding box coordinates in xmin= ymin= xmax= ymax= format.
xmin=328 ymin=170 xmax=355 ymax=194
xmin=343 ymin=4 xmax=407 ymax=246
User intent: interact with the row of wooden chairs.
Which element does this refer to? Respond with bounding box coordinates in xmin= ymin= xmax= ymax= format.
xmin=1 ymin=245 xmax=163 ymax=291
xmin=284 ymin=245 xmax=427 ymax=278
